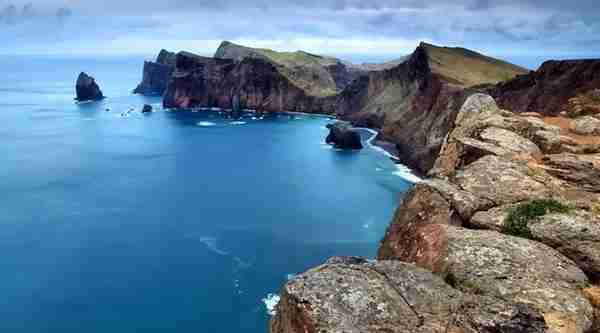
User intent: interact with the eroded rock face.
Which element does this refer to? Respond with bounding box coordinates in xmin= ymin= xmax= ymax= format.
xmin=381 ymin=222 xmax=593 ymax=332
xmin=271 ymin=257 xmax=548 ymax=333
xmin=573 ymin=116 xmax=600 ymax=136
xmin=454 ymin=155 xmax=551 ymax=205
xmin=75 ymin=72 xmax=103 ymax=101
xmin=162 ymin=51 xmax=337 ymax=113
xmin=489 ymin=59 xmax=600 ymax=116
xmin=325 ymin=122 xmax=363 ymax=150
xmin=542 ymin=153 xmax=600 ymax=193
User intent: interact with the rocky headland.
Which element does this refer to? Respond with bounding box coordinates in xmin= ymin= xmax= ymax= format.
xmin=75 ymin=72 xmax=103 ymax=101
xmin=271 ymin=75 xmax=600 ymax=331
xmin=133 ymin=49 xmax=176 ymax=95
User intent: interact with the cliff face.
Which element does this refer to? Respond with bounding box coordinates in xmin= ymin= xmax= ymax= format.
xmin=214 ymin=41 xmax=364 ymax=96
xmin=273 ymin=94 xmax=600 ymax=333
xmin=162 ymin=51 xmax=337 ymax=113
xmin=336 ymin=45 xmax=465 ymax=174
xmin=133 ymin=49 xmax=176 ymax=95
xmin=489 ymin=59 xmax=600 ymax=116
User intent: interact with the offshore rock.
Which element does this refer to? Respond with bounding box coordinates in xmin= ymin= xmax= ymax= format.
xmin=75 ymin=72 xmax=103 ymax=101
xmin=325 ymin=122 xmax=363 ymax=150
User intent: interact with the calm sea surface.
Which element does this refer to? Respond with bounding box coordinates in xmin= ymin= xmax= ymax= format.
xmin=0 ymin=54 xmax=413 ymax=332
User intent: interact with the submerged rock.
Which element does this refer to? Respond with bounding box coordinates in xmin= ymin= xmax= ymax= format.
xmin=325 ymin=122 xmax=363 ymax=150
xmin=75 ymin=72 xmax=103 ymax=101
xmin=142 ymin=104 xmax=153 ymax=113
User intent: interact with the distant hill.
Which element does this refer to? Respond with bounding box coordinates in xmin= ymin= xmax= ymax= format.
xmin=214 ymin=41 xmax=364 ymax=97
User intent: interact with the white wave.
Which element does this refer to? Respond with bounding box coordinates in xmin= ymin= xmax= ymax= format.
xmin=286 ymin=273 xmax=297 ymax=280
xmin=263 ymin=293 xmax=281 ymax=316
xmin=198 ymin=237 xmax=229 ymax=256
xmin=210 ymin=107 xmax=221 ymax=111
xmin=197 ymin=121 xmax=217 ymax=127
xmin=357 ymin=127 xmax=422 ymax=183
xmin=230 ymin=121 xmax=247 ymax=125
xmin=393 ymin=164 xmax=422 ymax=183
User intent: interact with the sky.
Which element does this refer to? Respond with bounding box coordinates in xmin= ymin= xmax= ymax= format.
xmin=1 ymin=0 xmax=599 ymax=68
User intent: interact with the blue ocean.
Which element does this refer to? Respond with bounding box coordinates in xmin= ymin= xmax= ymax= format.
xmin=0 ymin=54 xmax=413 ymax=332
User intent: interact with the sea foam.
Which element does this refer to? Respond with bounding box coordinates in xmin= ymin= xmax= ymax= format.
xmin=262 ymin=293 xmax=281 ymax=316
xmin=197 ymin=121 xmax=217 ymax=127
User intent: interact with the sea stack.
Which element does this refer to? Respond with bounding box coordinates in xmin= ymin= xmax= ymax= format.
xmin=325 ymin=122 xmax=363 ymax=150
xmin=75 ymin=72 xmax=104 ymax=101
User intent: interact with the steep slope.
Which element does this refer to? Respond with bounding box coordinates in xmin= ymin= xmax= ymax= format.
xmin=214 ymin=41 xmax=364 ymax=96
xmin=488 ymin=59 xmax=600 ymax=116
xmin=133 ymin=49 xmax=176 ymax=95
xmin=336 ymin=42 xmax=527 ymax=175
xmin=162 ymin=51 xmax=337 ymax=114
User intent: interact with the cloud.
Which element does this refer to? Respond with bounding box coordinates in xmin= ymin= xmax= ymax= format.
xmin=1 ymin=0 xmax=599 ymax=60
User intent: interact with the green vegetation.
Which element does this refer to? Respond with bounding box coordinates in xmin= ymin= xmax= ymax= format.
xmin=503 ymin=199 xmax=573 ymax=239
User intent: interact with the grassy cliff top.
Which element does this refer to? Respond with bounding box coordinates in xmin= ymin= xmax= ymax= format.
xmin=421 ymin=42 xmax=528 ymax=87
xmin=215 ymin=41 xmax=339 ymax=67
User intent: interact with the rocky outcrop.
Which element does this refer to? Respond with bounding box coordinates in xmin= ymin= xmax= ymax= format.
xmin=336 ymin=43 xmax=526 ymax=175
xmin=271 ymin=257 xmax=548 ymax=333
xmin=273 ymin=93 xmax=600 ymax=333
xmin=163 ymin=51 xmax=337 ymax=113
xmin=141 ymin=104 xmax=153 ymax=113
xmin=376 ymin=93 xmax=600 ymax=332
xmin=134 ymin=49 xmax=176 ymax=95
xmin=75 ymin=72 xmax=103 ymax=101
xmin=489 ymin=59 xmax=600 ymax=116
xmin=325 ymin=122 xmax=363 ymax=150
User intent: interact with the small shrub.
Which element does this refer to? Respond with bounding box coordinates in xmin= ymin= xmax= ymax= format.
xmin=503 ymin=199 xmax=572 ymax=239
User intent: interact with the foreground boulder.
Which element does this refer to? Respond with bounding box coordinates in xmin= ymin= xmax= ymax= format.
xmin=325 ymin=122 xmax=363 ymax=150
xmin=271 ymin=257 xmax=548 ymax=333
xmin=75 ymin=72 xmax=103 ymax=101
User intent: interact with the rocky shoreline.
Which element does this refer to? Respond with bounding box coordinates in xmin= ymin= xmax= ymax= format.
xmin=271 ymin=93 xmax=600 ymax=333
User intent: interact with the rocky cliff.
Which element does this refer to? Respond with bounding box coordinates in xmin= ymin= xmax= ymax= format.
xmin=336 ymin=42 xmax=527 ymax=175
xmin=488 ymin=60 xmax=600 ymax=117
xmin=272 ymin=93 xmax=600 ymax=333
xmin=133 ymin=49 xmax=176 ymax=95
xmin=162 ymin=51 xmax=337 ymax=113
xmin=214 ymin=41 xmax=364 ymax=95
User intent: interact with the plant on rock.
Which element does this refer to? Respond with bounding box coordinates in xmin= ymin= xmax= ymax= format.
xmin=503 ymin=199 xmax=572 ymax=239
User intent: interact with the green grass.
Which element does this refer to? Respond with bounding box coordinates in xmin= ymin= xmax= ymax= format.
xmin=503 ymin=199 xmax=573 ymax=239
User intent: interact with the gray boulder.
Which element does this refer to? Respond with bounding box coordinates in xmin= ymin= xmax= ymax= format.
xmin=271 ymin=257 xmax=548 ymax=333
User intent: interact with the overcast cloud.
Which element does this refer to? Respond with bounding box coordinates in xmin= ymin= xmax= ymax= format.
xmin=1 ymin=0 xmax=599 ymax=66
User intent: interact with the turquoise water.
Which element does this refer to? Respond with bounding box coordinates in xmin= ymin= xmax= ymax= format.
xmin=0 ymin=55 xmax=413 ymax=332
